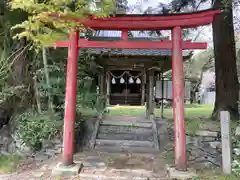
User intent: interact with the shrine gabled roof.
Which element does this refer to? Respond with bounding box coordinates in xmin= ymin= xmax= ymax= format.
xmin=82 ymin=30 xmax=191 ymax=57
xmin=83 ymin=48 xmax=191 ymax=57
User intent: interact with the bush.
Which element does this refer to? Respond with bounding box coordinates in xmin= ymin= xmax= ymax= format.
xmin=232 ymin=123 xmax=240 ymax=177
xmin=232 ymin=135 xmax=240 ymax=176
xmin=14 ymin=110 xmax=62 ymax=151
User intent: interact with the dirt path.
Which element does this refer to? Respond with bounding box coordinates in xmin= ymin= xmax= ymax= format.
xmin=0 ymin=151 xmax=169 ymax=180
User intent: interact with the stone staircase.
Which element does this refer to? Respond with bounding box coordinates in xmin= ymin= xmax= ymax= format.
xmin=90 ymin=116 xmax=160 ymax=153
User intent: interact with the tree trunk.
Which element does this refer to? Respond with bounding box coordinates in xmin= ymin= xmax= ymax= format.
xmin=211 ymin=0 xmax=239 ymax=120
xmin=42 ymin=48 xmax=54 ymax=111
xmin=190 ymin=88 xmax=196 ymax=104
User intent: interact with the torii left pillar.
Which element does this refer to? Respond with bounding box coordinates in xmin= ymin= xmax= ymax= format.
xmin=52 ymin=31 xmax=82 ymax=176
xmin=171 ymin=26 xmax=187 ymax=171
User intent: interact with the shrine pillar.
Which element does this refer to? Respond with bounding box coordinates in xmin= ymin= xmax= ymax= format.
xmin=62 ymin=31 xmax=79 ymax=166
xmin=97 ymin=69 xmax=105 ymax=113
xmin=149 ymin=70 xmax=154 ymax=115
xmin=106 ymin=71 xmax=111 ymax=106
xmin=161 ymin=73 xmax=164 ymax=118
xmin=171 ymin=26 xmax=187 ymax=170
xmin=99 ymin=70 xmax=104 ymax=95
xmin=145 ymin=70 xmax=149 ymax=117
xmin=141 ymin=71 xmax=146 ymax=106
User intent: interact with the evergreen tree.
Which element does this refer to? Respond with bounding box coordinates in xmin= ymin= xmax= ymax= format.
xmin=116 ymin=0 xmax=128 ymax=14
xmin=170 ymin=0 xmax=239 ymax=120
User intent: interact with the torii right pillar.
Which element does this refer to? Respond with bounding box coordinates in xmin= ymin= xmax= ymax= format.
xmin=171 ymin=26 xmax=187 ymax=171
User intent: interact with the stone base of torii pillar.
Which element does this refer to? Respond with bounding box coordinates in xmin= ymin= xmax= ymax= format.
xmin=166 ymin=165 xmax=197 ymax=179
xmin=52 ymin=162 xmax=82 ymax=176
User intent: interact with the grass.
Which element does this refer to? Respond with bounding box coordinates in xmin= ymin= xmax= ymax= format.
xmin=0 ymin=154 xmax=20 ymax=173
xmin=79 ymin=104 xmax=213 ymax=118
xmin=195 ymin=168 xmax=240 ymax=180
xmin=79 ymin=104 xmax=221 ymax=134
xmin=80 ymin=104 xmax=239 ymax=135
xmin=107 ymin=104 xmax=213 ymax=118
xmin=107 ymin=104 xmax=215 ymax=134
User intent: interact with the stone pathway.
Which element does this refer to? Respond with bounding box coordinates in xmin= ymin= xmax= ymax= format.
xmin=0 ymin=151 xmax=169 ymax=180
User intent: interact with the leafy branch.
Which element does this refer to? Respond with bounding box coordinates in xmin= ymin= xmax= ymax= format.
xmin=10 ymin=0 xmax=116 ymax=47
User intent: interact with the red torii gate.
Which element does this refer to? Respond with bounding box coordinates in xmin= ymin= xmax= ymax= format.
xmin=51 ymin=9 xmax=219 ymax=171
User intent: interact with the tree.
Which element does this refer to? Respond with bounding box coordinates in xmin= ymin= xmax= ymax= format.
xmin=211 ymin=0 xmax=239 ymax=120
xmin=0 ymin=1 xmax=32 ymax=127
xmin=11 ymin=0 xmax=115 ymax=46
xmin=185 ymin=49 xmax=214 ymax=103
xmin=169 ymin=0 xmax=239 ymax=120
xmin=116 ymin=0 xmax=128 ymax=14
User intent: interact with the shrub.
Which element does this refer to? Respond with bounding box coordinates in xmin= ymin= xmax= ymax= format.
xmin=14 ymin=110 xmax=62 ymax=151
xmin=232 ymin=134 xmax=240 ymax=176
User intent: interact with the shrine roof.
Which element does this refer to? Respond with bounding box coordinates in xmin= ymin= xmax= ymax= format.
xmin=82 ymin=31 xmax=191 ymax=57
xmin=83 ymin=48 xmax=191 ymax=57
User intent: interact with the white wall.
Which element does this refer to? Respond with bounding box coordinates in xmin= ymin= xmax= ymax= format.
xmin=201 ymin=91 xmax=216 ymax=105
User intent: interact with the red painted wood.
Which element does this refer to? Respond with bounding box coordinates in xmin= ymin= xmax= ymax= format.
xmin=121 ymin=30 xmax=128 ymax=40
xmin=77 ymin=17 xmax=214 ymax=30
xmin=54 ymin=39 xmax=207 ymax=50
xmin=172 ymin=26 xmax=187 ymax=170
xmin=89 ymin=9 xmax=220 ymax=21
xmin=62 ymin=31 xmax=79 ymax=166
xmin=48 ymin=9 xmax=219 ymax=30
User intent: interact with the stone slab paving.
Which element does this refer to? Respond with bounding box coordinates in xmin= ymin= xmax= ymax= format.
xmin=0 ymin=151 xmax=169 ymax=180
xmin=75 ymin=152 xmax=169 ymax=180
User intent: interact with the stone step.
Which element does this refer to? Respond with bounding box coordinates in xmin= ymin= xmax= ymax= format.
xmin=98 ymin=125 xmax=153 ymax=134
xmin=97 ymin=132 xmax=154 ymax=141
xmin=95 ymin=139 xmax=154 ymax=148
xmin=94 ymin=144 xmax=159 ymax=153
xmin=100 ymin=120 xmax=152 ymax=128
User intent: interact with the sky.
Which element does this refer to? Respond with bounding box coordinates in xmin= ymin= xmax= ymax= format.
xmin=127 ymin=0 xmax=214 ymax=50
xmin=128 ymin=0 xmax=170 ymax=6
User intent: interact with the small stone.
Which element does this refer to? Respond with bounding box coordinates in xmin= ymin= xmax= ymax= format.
xmin=54 ymin=147 xmax=62 ymax=154
xmin=42 ymin=139 xmax=53 ymax=149
xmin=53 ymin=138 xmax=62 ymax=145
xmin=202 ymin=136 xmax=217 ymax=142
xmin=15 ymin=140 xmax=32 ymax=155
xmin=0 ymin=150 xmax=10 ymax=156
xmin=199 ymin=123 xmax=220 ymax=131
xmin=8 ymin=142 xmax=16 ymax=153
xmin=235 ymin=126 xmax=240 ymax=136
xmin=32 ymin=172 xmax=44 ymax=178
xmin=44 ymin=149 xmax=56 ymax=157
xmin=54 ymin=144 xmax=63 ymax=149
xmin=196 ymin=130 xmax=218 ymax=137
xmin=40 ymin=164 xmax=49 ymax=170
xmin=34 ymin=152 xmax=50 ymax=161
xmin=2 ymin=137 xmax=9 ymax=143
xmin=209 ymin=141 xmax=221 ymax=149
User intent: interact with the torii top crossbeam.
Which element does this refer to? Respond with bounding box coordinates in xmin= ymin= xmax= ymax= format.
xmin=50 ymin=8 xmax=220 ymax=30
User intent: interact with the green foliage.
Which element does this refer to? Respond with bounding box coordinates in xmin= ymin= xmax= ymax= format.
xmin=14 ymin=110 xmax=62 ymax=150
xmin=0 ymin=85 xmax=26 ymax=103
xmin=0 ymin=154 xmax=21 ymax=173
xmin=10 ymin=0 xmax=116 ymax=47
xmin=32 ymin=49 xmax=104 ymax=113
xmin=0 ymin=48 xmax=12 ymax=86
xmin=232 ymin=130 xmax=240 ymax=176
